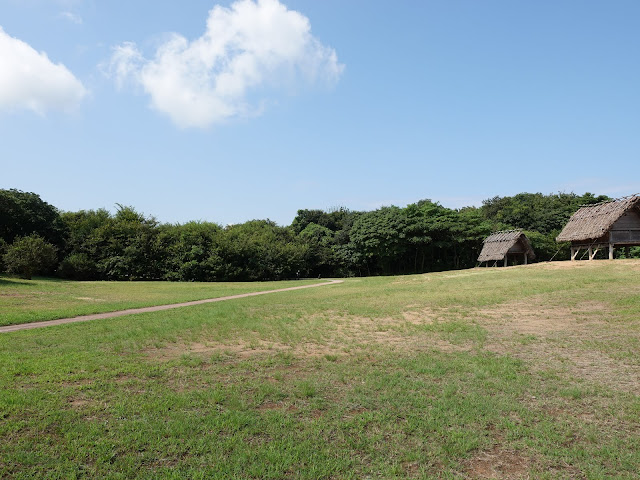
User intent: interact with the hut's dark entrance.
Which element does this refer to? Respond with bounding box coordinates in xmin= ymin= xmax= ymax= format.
xmin=556 ymin=195 xmax=640 ymax=260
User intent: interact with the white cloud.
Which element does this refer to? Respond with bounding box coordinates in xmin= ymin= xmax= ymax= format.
xmin=107 ymin=0 xmax=343 ymax=128
xmin=109 ymin=42 xmax=144 ymax=90
xmin=0 ymin=27 xmax=87 ymax=114
xmin=59 ymin=11 xmax=83 ymax=24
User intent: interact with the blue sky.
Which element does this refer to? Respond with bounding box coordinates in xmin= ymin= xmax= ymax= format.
xmin=1 ymin=0 xmax=639 ymax=226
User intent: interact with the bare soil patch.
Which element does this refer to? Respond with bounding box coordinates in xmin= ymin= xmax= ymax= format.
xmin=257 ymin=401 xmax=284 ymax=411
xmin=463 ymin=445 xmax=533 ymax=479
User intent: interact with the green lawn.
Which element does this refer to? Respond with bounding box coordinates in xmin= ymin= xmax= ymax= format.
xmin=2 ymin=261 xmax=640 ymax=478
xmin=0 ymin=277 xmax=319 ymax=327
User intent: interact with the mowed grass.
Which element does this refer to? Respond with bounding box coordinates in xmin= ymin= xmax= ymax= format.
xmin=2 ymin=261 xmax=640 ymax=478
xmin=0 ymin=277 xmax=320 ymax=327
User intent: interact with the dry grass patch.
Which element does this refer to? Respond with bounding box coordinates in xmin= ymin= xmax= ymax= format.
xmin=143 ymin=308 xmax=472 ymax=364
xmin=402 ymin=308 xmax=438 ymax=324
xmin=144 ymin=339 xmax=344 ymax=362
xmin=479 ymin=299 xmax=609 ymax=336
xmin=68 ymin=398 xmax=91 ymax=409
xmin=474 ymin=297 xmax=640 ymax=395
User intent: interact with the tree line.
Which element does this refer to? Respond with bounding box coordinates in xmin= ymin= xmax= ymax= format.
xmin=0 ymin=188 xmax=614 ymax=280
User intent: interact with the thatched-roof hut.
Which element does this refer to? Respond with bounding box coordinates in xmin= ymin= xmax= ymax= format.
xmin=556 ymin=194 xmax=640 ymax=260
xmin=478 ymin=231 xmax=535 ymax=267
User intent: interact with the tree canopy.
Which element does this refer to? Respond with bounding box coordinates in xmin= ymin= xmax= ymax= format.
xmin=0 ymin=188 xmax=621 ymax=281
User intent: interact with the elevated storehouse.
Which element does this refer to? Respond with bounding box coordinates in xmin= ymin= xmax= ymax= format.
xmin=556 ymin=195 xmax=640 ymax=260
xmin=478 ymin=231 xmax=535 ymax=267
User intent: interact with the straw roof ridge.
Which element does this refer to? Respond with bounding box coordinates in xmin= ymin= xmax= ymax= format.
xmin=556 ymin=194 xmax=640 ymax=243
xmin=488 ymin=229 xmax=523 ymax=235
xmin=482 ymin=230 xmax=524 ymax=243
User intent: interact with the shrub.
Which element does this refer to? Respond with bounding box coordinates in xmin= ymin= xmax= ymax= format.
xmin=58 ymin=253 xmax=98 ymax=280
xmin=3 ymin=235 xmax=58 ymax=279
xmin=0 ymin=238 xmax=6 ymax=272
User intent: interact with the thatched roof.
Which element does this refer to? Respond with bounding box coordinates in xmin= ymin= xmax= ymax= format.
xmin=478 ymin=230 xmax=535 ymax=262
xmin=556 ymin=195 xmax=640 ymax=243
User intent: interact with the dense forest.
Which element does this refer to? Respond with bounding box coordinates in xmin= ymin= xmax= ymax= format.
xmin=0 ymin=188 xmax=620 ymax=281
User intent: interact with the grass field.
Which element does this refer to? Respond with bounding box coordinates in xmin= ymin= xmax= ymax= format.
xmin=0 ymin=277 xmax=319 ymax=327
xmin=2 ymin=261 xmax=640 ymax=478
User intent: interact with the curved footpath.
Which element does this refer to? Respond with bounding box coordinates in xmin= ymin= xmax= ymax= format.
xmin=0 ymin=279 xmax=344 ymax=334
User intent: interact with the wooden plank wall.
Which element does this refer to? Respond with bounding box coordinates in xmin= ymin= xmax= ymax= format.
xmin=610 ymin=210 xmax=640 ymax=244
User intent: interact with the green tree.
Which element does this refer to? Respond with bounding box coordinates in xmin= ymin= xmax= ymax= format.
xmin=348 ymin=206 xmax=410 ymax=275
xmin=299 ymin=222 xmax=336 ymax=277
xmin=224 ymin=220 xmax=307 ymax=280
xmin=61 ymin=206 xmax=163 ymax=280
xmin=60 ymin=209 xmax=112 ymax=257
xmin=157 ymin=221 xmax=224 ymax=281
xmin=292 ymin=207 xmax=352 ymax=234
xmin=523 ymin=230 xmax=564 ymax=262
xmin=0 ymin=189 xmax=67 ymax=247
xmin=97 ymin=206 xmax=162 ymax=280
xmin=3 ymin=235 xmax=58 ymax=279
xmin=0 ymin=238 xmax=6 ymax=272
xmin=482 ymin=192 xmax=610 ymax=235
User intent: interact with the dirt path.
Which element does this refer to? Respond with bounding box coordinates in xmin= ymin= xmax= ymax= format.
xmin=0 ymin=280 xmax=344 ymax=334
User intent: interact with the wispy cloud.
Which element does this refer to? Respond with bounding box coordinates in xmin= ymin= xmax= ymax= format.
xmin=0 ymin=26 xmax=86 ymax=114
xmin=58 ymin=11 xmax=83 ymax=24
xmin=106 ymin=0 xmax=343 ymax=128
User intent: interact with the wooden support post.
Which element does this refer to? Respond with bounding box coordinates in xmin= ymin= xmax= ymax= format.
xmin=504 ymin=256 xmax=508 ymax=267
xmin=571 ymin=247 xmax=579 ymax=261
xmin=588 ymin=246 xmax=593 ymax=260
xmin=609 ymin=243 xmax=614 ymax=260
xmin=524 ymin=253 xmax=528 ymax=265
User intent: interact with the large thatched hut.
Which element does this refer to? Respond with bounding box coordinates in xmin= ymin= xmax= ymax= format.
xmin=478 ymin=230 xmax=535 ymax=267
xmin=556 ymin=195 xmax=640 ymax=260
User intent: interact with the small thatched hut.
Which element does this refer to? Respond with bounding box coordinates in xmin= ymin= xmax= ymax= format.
xmin=478 ymin=230 xmax=535 ymax=267
xmin=556 ymin=194 xmax=640 ymax=260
